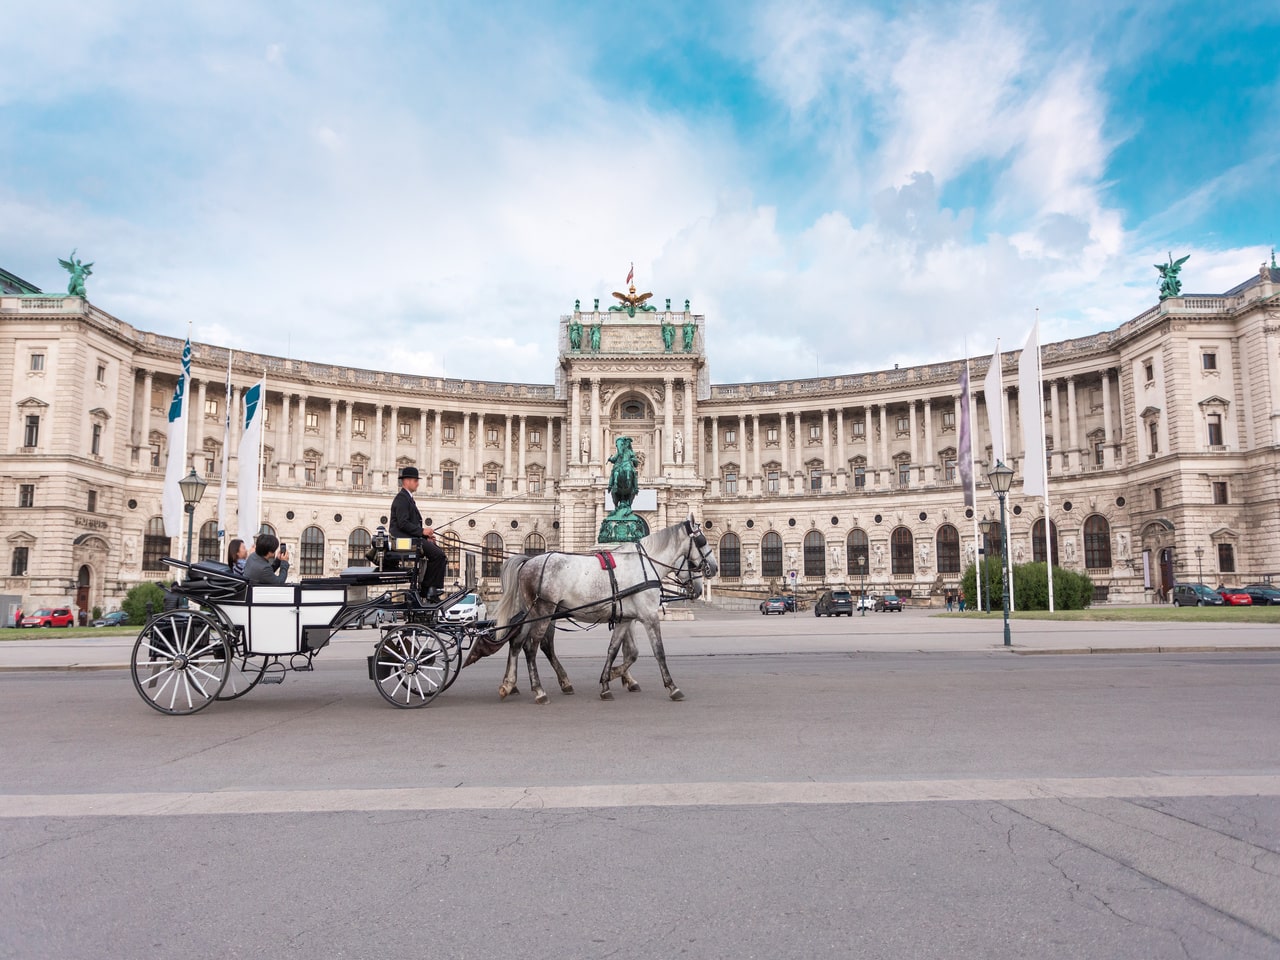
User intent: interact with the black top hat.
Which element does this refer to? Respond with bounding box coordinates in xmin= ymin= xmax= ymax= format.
xmin=399 ymin=466 xmax=420 ymax=480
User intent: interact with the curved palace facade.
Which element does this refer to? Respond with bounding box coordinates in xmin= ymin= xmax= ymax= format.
xmin=3 ymin=264 xmax=1279 ymax=615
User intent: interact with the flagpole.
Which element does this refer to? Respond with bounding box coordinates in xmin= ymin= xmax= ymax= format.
xmin=966 ymin=351 xmax=982 ymax=614
xmin=216 ymin=350 xmax=233 ymax=551
xmin=180 ymin=324 xmax=193 ymax=565
xmin=992 ymin=339 xmax=1015 ymax=614
xmin=1036 ymin=309 xmax=1055 ymax=612
xmin=256 ymin=370 xmax=267 ymax=537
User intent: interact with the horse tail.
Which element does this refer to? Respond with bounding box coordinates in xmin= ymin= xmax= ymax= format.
xmin=492 ymin=554 xmax=533 ymax=644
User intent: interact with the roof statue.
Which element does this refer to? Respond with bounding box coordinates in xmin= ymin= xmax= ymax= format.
xmin=59 ymin=250 xmax=93 ymax=297
xmin=609 ymin=264 xmax=657 ymax=318
xmin=1155 ymin=252 xmax=1189 ymax=300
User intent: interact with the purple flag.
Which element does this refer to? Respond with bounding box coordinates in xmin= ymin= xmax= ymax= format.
xmin=958 ymin=363 xmax=974 ymax=507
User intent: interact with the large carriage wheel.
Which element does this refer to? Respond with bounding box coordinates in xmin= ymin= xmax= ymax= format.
xmin=215 ymin=630 xmax=268 ymax=701
xmin=130 ymin=611 xmax=231 ymax=715
xmin=373 ymin=625 xmax=449 ymax=708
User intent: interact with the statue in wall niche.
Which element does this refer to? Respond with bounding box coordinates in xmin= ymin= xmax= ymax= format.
xmin=1117 ymin=531 xmax=1131 ymax=560
xmin=1015 ymin=541 xmax=1026 ymax=564
xmin=1064 ymin=537 xmax=1077 ymax=563
xmin=829 ymin=544 xmax=842 ymax=568
xmin=682 ymin=321 xmax=696 ymax=352
xmin=331 ymin=543 xmax=342 ymax=569
xmin=589 ymin=324 xmax=601 ymax=352
xmin=788 ymin=548 xmax=799 ymax=570
xmin=873 ymin=542 xmax=885 ymax=569
xmin=919 ymin=542 xmax=931 ymax=567
xmin=673 ymin=430 xmax=684 ymax=463
xmin=661 ymin=321 xmax=675 ymax=352
xmin=579 ymin=434 xmax=590 ymax=464
xmin=965 ymin=541 xmax=976 ymax=564
xmin=123 ymin=536 xmax=136 ymax=564
xmin=746 ymin=549 xmax=757 ymax=574
xmin=568 ymin=320 xmax=583 ymax=351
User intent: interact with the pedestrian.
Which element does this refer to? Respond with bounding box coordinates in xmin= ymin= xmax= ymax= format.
xmin=945 ymin=592 xmax=954 ymax=613
xmin=14 ymin=607 xmax=23 ymax=628
xmin=958 ymin=590 xmax=966 ymax=612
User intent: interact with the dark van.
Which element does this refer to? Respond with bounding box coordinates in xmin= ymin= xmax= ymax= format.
xmin=815 ymin=590 xmax=854 ymax=617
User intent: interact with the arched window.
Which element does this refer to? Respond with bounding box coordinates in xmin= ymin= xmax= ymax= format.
xmin=440 ymin=531 xmax=461 ymax=579
xmin=936 ymin=524 xmax=961 ymax=574
xmin=761 ymin=532 xmax=783 ymax=578
xmin=1083 ymin=516 xmax=1111 ymax=569
xmin=299 ymin=526 xmax=325 ymax=576
xmin=523 ymin=533 xmax=546 ymax=556
xmin=257 ymin=522 xmax=276 ymax=539
xmin=198 ymin=520 xmax=220 ymax=563
xmin=347 ymin=528 xmax=372 ymax=567
xmin=620 ymin=399 xmax=647 ymax=419
xmin=1033 ymin=518 xmax=1059 ymax=566
xmin=143 ymin=517 xmax=170 ymax=571
xmin=891 ymin=527 xmax=914 ymax=575
xmin=483 ymin=533 xmax=505 ymax=578
xmin=803 ymin=531 xmax=825 ymax=577
xmin=718 ymin=532 xmax=741 ymax=578
xmin=846 ymin=529 xmax=869 ymax=576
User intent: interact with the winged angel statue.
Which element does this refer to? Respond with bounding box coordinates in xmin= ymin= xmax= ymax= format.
xmin=1155 ymin=253 xmax=1189 ymax=301
xmin=59 ymin=250 xmax=94 ymax=297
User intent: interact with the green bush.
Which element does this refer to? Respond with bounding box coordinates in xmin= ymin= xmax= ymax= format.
xmin=91 ymin=605 xmax=103 ymax=621
xmin=121 ymin=582 xmax=166 ymax=626
xmin=960 ymin=560 xmax=1093 ymax=611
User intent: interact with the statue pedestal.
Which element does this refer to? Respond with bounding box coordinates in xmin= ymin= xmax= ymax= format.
xmin=661 ymin=606 xmax=695 ymax=621
xmin=598 ymin=512 xmax=648 ymax=544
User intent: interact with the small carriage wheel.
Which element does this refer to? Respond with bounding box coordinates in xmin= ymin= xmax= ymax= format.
xmin=373 ymin=625 xmax=449 ymax=708
xmin=130 ymin=611 xmax=231 ymax=715
xmin=215 ymin=631 xmax=268 ymax=701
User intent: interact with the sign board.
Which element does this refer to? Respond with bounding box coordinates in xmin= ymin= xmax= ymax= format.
xmin=788 ymin=569 xmax=797 ymax=581
xmin=605 ymin=490 xmax=658 ymax=512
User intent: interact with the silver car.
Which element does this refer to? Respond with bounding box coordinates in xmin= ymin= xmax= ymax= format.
xmin=442 ymin=593 xmax=488 ymax=623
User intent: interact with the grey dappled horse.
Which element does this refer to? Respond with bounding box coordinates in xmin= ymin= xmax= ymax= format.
xmin=490 ymin=515 xmax=717 ymax=703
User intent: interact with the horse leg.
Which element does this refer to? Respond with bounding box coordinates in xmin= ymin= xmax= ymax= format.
xmin=598 ymin=622 xmax=629 ymax=700
xmin=639 ymin=617 xmax=683 ymax=701
xmin=540 ymin=619 xmax=574 ymax=695
xmin=523 ymin=604 xmax=552 ymax=704
xmin=498 ymin=628 xmax=522 ymax=699
xmin=604 ymin=622 xmax=641 ymax=692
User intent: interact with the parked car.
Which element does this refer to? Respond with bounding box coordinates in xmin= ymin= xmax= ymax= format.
xmin=856 ymin=594 xmax=876 ymax=612
xmin=814 ymin=590 xmax=854 ymax=617
xmin=759 ymin=596 xmax=788 ymax=615
xmin=1170 ymin=583 xmax=1225 ymax=606
xmin=1242 ymin=583 xmax=1280 ymax=605
xmin=875 ymin=595 xmax=903 ymax=612
xmin=780 ymin=594 xmax=798 ymax=612
xmin=442 ymin=593 xmax=488 ymax=624
xmin=1216 ymin=586 xmax=1253 ymax=606
xmin=91 ymin=610 xmax=131 ymax=628
xmin=22 ymin=607 xmax=75 ymax=628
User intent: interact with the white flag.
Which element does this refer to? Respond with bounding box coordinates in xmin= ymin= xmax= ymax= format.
xmin=161 ymin=338 xmax=192 ymax=538
xmin=983 ymin=343 xmax=1005 ymax=466
xmin=237 ymin=379 xmax=265 ymax=545
xmin=215 ymin=352 xmax=233 ymax=550
xmin=1019 ymin=321 xmax=1046 ymax=497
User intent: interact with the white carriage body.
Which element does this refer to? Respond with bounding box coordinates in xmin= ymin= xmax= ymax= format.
xmin=218 ymin=583 xmax=350 ymax=656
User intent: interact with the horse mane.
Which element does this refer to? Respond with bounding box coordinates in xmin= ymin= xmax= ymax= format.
xmin=641 ymin=519 xmax=688 ymax=556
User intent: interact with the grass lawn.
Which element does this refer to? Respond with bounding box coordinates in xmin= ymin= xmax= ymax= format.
xmin=938 ymin=606 xmax=1280 ymax=623
xmin=0 ymin=626 xmax=138 ymax=640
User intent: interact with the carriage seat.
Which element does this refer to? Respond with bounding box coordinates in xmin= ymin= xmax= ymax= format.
xmin=182 ymin=561 xmax=249 ymax=603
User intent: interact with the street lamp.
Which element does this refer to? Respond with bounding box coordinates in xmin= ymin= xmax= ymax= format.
xmin=178 ymin=468 xmax=208 ymax=567
xmin=857 ymin=555 xmax=866 ymax=617
xmin=987 ymin=460 xmax=1015 ymax=647
xmin=979 ymin=518 xmax=993 ymax=614
xmin=1194 ymin=545 xmax=1204 ymax=585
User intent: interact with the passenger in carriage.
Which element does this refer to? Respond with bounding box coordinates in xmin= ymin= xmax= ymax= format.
xmin=390 ymin=465 xmax=447 ymax=599
xmin=244 ymin=533 xmax=291 ymax=585
xmin=226 ymin=538 xmax=248 ymax=576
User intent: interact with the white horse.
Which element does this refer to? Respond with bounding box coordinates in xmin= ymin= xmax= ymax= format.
xmin=489 ymin=515 xmax=716 ymax=703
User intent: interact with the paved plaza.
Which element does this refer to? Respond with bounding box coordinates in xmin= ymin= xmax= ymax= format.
xmin=2 ymin=610 xmax=1279 ymax=958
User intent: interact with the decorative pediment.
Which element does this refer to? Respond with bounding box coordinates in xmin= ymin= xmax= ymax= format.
xmin=937 ymin=446 xmax=956 ymax=460
xmin=350 ymin=452 xmax=369 ymax=465
xmin=304 ymin=447 xmax=324 ymax=460
xmin=804 ymin=457 xmax=824 ymax=469
xmin=89 ymin=407 xmax=111 ymax=420
xmin=1197 ymin=395 xmax=1230 ymax=408
xmin=1139 ymin=405 xmax=1162 ymax=420
xmin=1209 ymin=526 xmax=1238 ymax=541
xmin=16 ymin=396 xmax=48 ymax=409
xmin=721 ymin=461 xmax=740 ymax=473
xmin=1086 ymin=427 xmax=1105 ymax=440
xmin=7 ymin=530 xmax=36 ymax=544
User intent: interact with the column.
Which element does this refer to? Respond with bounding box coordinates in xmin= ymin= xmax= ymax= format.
xmin=373 ymin=405 xmax=384 ymax=488
xmin=389 ymin=405 xmax=399 ymax=475
xmin=1002 ymin=387 xmax=1014 ymax=460
xmin=1066 ymin=377 xmax=1080 ymax=473
xmin=879 ymin=405 xmax=889 ymax=488
xmin=192 ymin=378 xmax=207 ymax=467
xmin=750 ymin=413 xmax=759 ymax=486
xmin=590 ymin=378 xmax=602 ymax=465
xmin=570 ymin=380 xmax=582 ymax=466
xmin=139 ymin=370 xmax=154 ymax=466
xmin=709 ymin=417 xmax=720 ymax=494
xmin=504 ymin=413 xmax=513 ymax=493
xmin=432 ymin=409 xmax=442 ymax=486
xmin=696 ymin=416 xmax=704 ymax=476
xmin=835 ymin=409 xmax=845 ymax=483
xmin=923 ymin=398 xmax=935 ymax=484
xmin=418 ymin=410 xmax=428 ymax=472
xmin=517 ymin=415 xmax=527 ymax=492
xmin=821 ymin=409 xmax=831 ymax=485
xmin=909 ymin=401 xmax=920 ymax=472
xmin=864 ymin=406 xmax=874 ymax=481
xmin=662 ymin=377 xmax=674 ymax=464
xmin=475 ymin=412 xmax=485 ymax=488
xmin=1102 ymin=370 xmax=1115 ymax=469
xmin=779 ymin=412 xmax=790 ymax=479
xmin=327 ymin=398 xmax=338 ymax=483
xmin=296 ymin=394 xmax=308 ymax=465
xmin=340 ymin=400 xmax=352 ymax=470
xmin=1048 ymin=381 xmax=1061 ymax=476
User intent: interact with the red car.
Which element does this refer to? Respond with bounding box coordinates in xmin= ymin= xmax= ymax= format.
xmin=22 ymin=607 xmax=75 ymax=627
xmin=1216 ymin=587 xmax=1253 ymax=606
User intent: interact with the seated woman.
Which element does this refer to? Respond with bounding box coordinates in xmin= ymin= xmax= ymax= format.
xmin=226 ymin=538 xmax=248 ymax=576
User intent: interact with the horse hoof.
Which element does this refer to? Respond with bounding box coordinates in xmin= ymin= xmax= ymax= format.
xmin=600 ymin=690 xmax=614 ymax=701
xmin=535 ymin=692 xmax=549 ymax=705
xmin=561 ymin=685 xmax=575 ymax=695
xmin=669 ymin=688 xmax=685 ymax=701
xmin=498 ymin=686 xmax=510 ymax=700
xmin=625 ymin=682 xmax=641 ymax=693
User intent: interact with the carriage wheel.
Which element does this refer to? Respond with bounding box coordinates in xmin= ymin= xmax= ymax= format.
xmin=130 ymin=611 xmax=231 ymax=715
xmin=433 ymin=625 xmax=467 ymax=693
xmin=215 ymin=631 xmax=268 ymax=701
xmin=373 ymin=625 xmax=449 ymax=708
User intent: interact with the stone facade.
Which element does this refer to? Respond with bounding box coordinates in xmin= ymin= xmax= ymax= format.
xmin=3 ymin=269 xmax=1278 ymax=616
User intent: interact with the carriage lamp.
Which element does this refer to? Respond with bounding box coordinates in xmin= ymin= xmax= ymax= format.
xmin=179 ymin=468 xmax=208 ymax=566
xmin=987 ymin=461 xmax=1015 ymax=646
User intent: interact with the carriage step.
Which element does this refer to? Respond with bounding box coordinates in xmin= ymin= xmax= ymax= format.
xmin=260 ymin=673 xmax=286 ymax=685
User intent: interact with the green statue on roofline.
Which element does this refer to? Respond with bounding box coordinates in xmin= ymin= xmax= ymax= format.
xmin=59 ymin=250 xmax=93 ymax=297
xmin=1155 ymin=253 xmax=1189 ymax=300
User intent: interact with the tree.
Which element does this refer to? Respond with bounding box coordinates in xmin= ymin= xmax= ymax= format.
xmin=121 ymin=582 xmax=166 ymax=626
xmin=960 ymin=561 xmax=1093 ymax=611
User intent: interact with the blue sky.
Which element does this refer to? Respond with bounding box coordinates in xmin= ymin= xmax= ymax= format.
xmin=2 ymin=0 xmax=1276 ymax=384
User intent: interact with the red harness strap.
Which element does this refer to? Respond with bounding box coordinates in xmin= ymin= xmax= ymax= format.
xmin=595 ymin=551 xmax=617 ymax=571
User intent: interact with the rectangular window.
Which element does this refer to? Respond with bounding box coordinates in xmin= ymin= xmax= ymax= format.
xmin=487 ymin=428 xmax=499 ymax=443
xmin=87 ymin=490 xmax=97 ymax=512
xmin=527 ymin=472 xmax=541 ymax=493
xmin=91 ymin=423 xmax=102 ymax=456
xmin=442 ymin=469 xmax=455 ymax=492
xmin=896 ymin=415 xmax=910 ymax=433
xmin=1095 ymin=441 xmax=1105 ymax=466
xmin=205 ymin=399 xmax=219 ymax=418
xmin=898 ymin=463 xmax=911 ymax=487
xmin=18 ymin=484 xmax=34 ymax=508
xmin=809 ymin=468 xmax=822 ymax=491
xmin=205 ymin=456 xmax=216 ymax=477
xmin=944 ymin=459 xmax=956 ymax=481
xmin=529 ymin=429 xmax=541 ymax=446
xmin=305 ymin=412 xmax=318 ymax=429
xmin=485 ymin=471 xmax=498 ymax=494
xmin=1218 ymin=543 xmax=1235 ymax=574
xmin=96 ymin=363 xmax=107 ymax=383
xmin=444 ymin=425 xmax=456 ymax=442
xmin=1207 ymin=413 xmax=1223 ymax=446
xmin=852 ymin=420 xmax=865 ymax=437
xmin=304 ymin=459 xmax=318 ymax=484
xmin=352 ymin=416 xmax=366 ymax=435
xmin=724 ymin=429 xmax=736 ymax=445
xmin=1144 ymin=360 xmax=1154 ymax=383
xmin=766 ymin=470 xmax=780 ymax=493
xmin=11 ymin=546 xmax=29 ymax=577
xmin=1153 ymin=487 xmax=1163 ymax=509
xmin=1149 ymin=421 xmax=1159 ymax=454
xmin=351 ymin=465 xmax=365 ymax=488
xmin=1202 ymin=352 xmax=1217 ymax=371
xmin=942 ymin=411 xmax=955 ymax=430
xmin=766 ymin=427 xmax=778 ymax=443
xmin=809 ymin=424 xmax=821 ymax=441
xmin=399 ymin=421 xmax=411 ymax=439
xmin=24 ymin=415 xmax=39 ymax=448
xmin=1212 ymin=481 xmax=1228 ymax=504
xmin=30 ymin=353 xmax=45 ymax=371
xmin=263 ymin=405 xmax=271 ymax=427
xmin=150 ymin=443 xmax=161 ymax=468
xmin=854 ymin=466 xmax=866 ymax=489
xmin=724 ymin=472 xmax=737 ymax=494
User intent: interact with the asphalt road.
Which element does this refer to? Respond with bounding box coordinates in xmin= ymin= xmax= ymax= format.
xmin=2 ymin=629 xmax=1279 ymax=959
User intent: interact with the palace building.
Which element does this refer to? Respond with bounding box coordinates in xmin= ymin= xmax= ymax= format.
xmin=3 ymin=262 xmax=1279 ymax=616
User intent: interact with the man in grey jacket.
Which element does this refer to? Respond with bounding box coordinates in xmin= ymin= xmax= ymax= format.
xmin=244 ymin=533 xmax=290 ymax=584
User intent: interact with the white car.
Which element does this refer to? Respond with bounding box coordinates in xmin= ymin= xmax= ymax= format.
xmin=855 ymin=594 xmax=876 ymax=612
xmin=442 ymin=593 xmax=487 ymax=624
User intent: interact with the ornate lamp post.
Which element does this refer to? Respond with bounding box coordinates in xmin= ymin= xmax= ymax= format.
xmin=988 ymin=461 xmax=1015 ymax=647
xmin=858 ymin=556 xmax=866 ymax=617
xmin=1194 ymin=545 xmax=1204 ymax=585
xmin=979 ymin=518 xmax=993 ymax=613
xmin=178 ymin=468 xmax=208 ymax=567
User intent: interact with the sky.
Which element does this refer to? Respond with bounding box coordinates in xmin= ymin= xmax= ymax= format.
xmin=2 ymin=0 xmax=1277 ymax=385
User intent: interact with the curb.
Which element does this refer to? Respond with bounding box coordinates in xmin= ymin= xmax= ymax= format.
xmin=1012 ymin=646 xmax=1280 ymax=656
